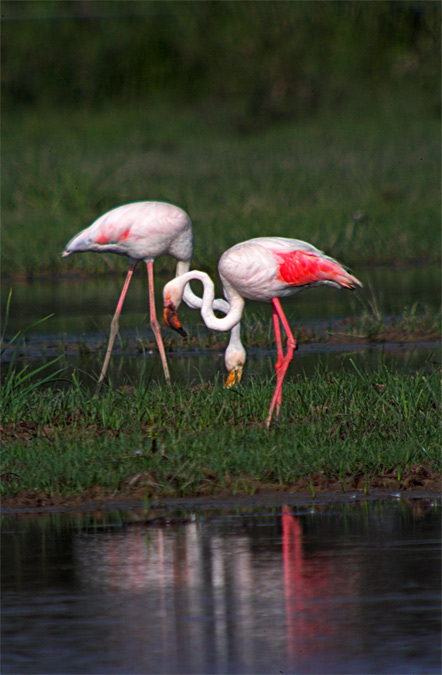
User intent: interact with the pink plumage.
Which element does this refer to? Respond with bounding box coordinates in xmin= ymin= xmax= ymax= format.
xmin=218 ymin=237 xmax=361 ymax=302
xmin=62 ymin=201 xmax=194 ymax=384
xmin=62 ymin=201 xmax=193 ymax=263
xmin=163 ymin=236 xmax=362 ymax=427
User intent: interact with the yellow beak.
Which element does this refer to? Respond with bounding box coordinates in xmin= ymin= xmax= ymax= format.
xmin=225 ymin=365 xmax=243 ymax=389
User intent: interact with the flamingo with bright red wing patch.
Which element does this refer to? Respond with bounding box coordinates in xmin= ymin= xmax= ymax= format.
xmin=163 ymin=237 xmax=362 ymax=427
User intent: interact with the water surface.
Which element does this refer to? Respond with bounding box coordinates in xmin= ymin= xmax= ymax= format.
xmin=2 ymin=266 xmax=440 ymax=384
xmin=2 ymin=264 xmax=440 ymax=335
xmin=2 ymin=498 xmax=440 ymax=674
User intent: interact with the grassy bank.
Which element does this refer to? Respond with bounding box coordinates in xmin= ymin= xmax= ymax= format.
xmin=1 ymin=363 xmax=440 ymax=503
xmin=2 ymin=4 xmax=439 ymax=511
xmin=2 ymin=85 xmax=440 ymax=280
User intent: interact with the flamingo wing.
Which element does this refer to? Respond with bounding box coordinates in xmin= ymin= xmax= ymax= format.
xmin=219 ymin=241 xmax=280 ymax=302
xmin=273 ymin=249 xmax=361 ymax=290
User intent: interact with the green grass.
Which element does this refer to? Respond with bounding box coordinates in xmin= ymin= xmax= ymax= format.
xmin=2 ymin=5 xmax=439 ymax=507
xmin=1 ymin=363 xmax=440 ymax=499
xmin=2 ymin=85 xmax=440 ymax=280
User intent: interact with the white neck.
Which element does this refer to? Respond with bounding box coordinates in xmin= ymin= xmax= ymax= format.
xmin=169 ymin=270 xmax=245 ymax=332
xmin=176 ymin=260 xmax=191 ymax=277
xmin=176 ymin=260 xmax=208 ymax=310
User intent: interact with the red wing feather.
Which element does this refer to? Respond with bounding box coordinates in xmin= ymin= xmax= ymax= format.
xmin=95 ymin=227 xmax=131 ymax=246
xmin=95 ymin=231 xmax=110 ymax=244
xmin=276 ymin=251 xmax=357 ymax=289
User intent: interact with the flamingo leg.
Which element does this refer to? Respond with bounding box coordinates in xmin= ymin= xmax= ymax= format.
xmin=266 ymin=298 xmax=297 ymax=428
xmin=271 ymin=304 xmax=284 ymax=419
xmin=98 ymin=263 xmax=136 ymax=385
xmin=147 ymin=261 xmax=171 ymax=384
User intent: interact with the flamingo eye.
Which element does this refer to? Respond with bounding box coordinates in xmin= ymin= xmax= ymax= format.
xmin=164 ymin=296 xmax=176 ymax=310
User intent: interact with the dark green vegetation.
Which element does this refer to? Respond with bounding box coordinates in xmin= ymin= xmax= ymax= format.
xmin=3 ymin=2 xmax=439 ymax=118
xmin=1 ymin=361 xmax=440 ymax=500
xmin=2 ymin=2 xmax=441 ymax=278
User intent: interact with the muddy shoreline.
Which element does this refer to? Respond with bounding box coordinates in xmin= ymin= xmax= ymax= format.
xmin=2 ymin=465 xmax=440 ymax=516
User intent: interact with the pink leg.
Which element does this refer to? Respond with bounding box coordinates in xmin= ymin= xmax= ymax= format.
xmin=147 ymin=262 xmax=171 ymax=384
xmin=98 ymin=263 xmax=136 ymax=385
xmin=272 ymin=304 xmax=284 ymax=419
xmin=266 ymin=298 xmax=297 ymax=428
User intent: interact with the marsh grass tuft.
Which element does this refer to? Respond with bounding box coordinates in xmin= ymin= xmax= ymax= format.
xmin=1 ymin=291 xmax=67 ymax=416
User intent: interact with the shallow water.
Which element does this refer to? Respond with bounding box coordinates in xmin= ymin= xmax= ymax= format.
xmin=2 ymin=264 xmax=440 ymax=335
xmin=1 ymin=266 xmax=440 ymax=384
xmin=2 ymin=498 xmax=441 ymax=674
xmin=1 ymin=331 xmax=439 ymax=387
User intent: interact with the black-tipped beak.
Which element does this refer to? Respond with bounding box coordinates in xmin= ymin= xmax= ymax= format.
xmin=163 ymin=304 xmax=187 ymax=338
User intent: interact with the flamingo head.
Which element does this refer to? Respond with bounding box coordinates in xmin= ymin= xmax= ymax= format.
xmin=225 ymin=365 xmax=243 ymax=388
xmin=163 ymin=282 xmax=188 ymax=338
xmin=224 ymin=340 xmax=246 ymax=388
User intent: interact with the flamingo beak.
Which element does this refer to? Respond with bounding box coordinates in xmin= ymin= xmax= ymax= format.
xmin=163 ymin=303 xmax=187 ymax=338
xmin=225 ymin=365 xmax=243 ymax=389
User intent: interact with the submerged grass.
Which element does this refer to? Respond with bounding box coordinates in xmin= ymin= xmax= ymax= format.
xmin=1 ymin=364 xmax=440 ymax=500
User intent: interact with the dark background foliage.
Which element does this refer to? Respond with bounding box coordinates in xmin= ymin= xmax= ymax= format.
xmin=2 ymin=1 xmax=440 ymax=130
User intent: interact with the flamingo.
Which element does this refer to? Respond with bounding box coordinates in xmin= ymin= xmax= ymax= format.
xmin=62 ymin=200 xmax=200 ymax=384
xmin=62 ymin=200 xmax=240 ymax=385
xmin=163 ymin=237 xmax=362 ymax=427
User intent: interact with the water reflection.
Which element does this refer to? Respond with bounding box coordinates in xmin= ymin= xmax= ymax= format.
xmin=2 ymin=500 xmax=440 ymax=674
xmin=281 ymin=506 xmax=354 ymax=665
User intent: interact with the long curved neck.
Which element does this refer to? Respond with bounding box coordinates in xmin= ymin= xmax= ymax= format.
xmin=174 ymin=271 xmax=245 ymax=332
xmin=176 ymin=260 xmax=205 ymax=310
xmin=176 ymin=260 xmax=191 ymax=276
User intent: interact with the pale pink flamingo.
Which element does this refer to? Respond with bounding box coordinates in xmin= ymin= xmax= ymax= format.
xmin=163 ymin=237 xmax=362 ymax=426
xmin=61 ymin=201 xmax=200 ymax=384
